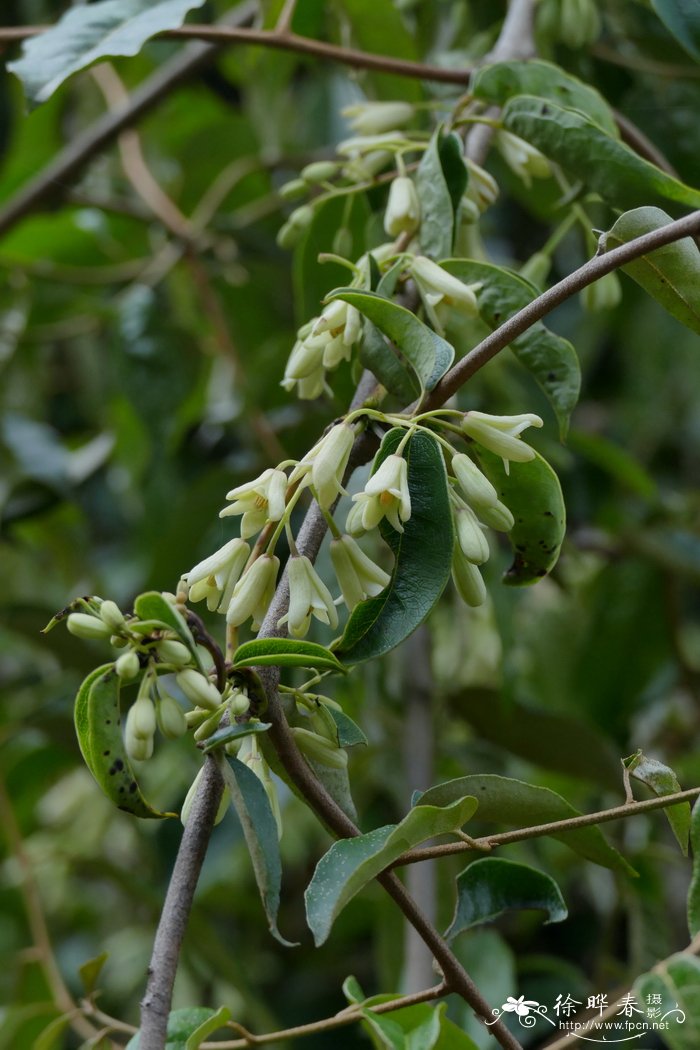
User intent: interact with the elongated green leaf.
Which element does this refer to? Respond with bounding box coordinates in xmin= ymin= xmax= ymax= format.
xmin=78 ymin=951 xmax=109 ymax=997
xmin=441 ymin=259 xmax=580 ymax=437
xmin=133 ymin=591 xmax=199 ymax=656
xmin=447 ymin=858 xmax=567 ymax=938
xmin=74 ymin=665 xmax=173 ymax=819
xmin=344 ymin=980 xmax=478 ymax=1050
xmin=687 ymin=799 xmax=700 ymax=935
xmin=9 ymin=0 xmax=206 ymax=105
xmin=416 ymin=127 xmax=467 ymax=259
xmin=335 ymin=429 xmax=453 ymax=664
xmin=330 ymin=290 xmax=454 ymax=393
xmin=633 ymin=954 xmax=700 ymax=1050
xmin=502 ymin=96 xmax=700 ymax=212
xmin=624 ymin=750 xmax=691 ymax=854
xmin=325 ymin=705 xmax=368 ymax=748
xmin=126 ymin=1008 xmax=218 ymax=1050
xmin=360 ymin=321 xmax=421 ymax=403
xmin=201 ymin=722 xmax=272 ymax=754
xmin=603 ymin=207 xmax=700 ymax=335
xmin=33 ymin=1015 xmax=72 ymax=1050
xmin=232 ymin=637 xmax=345 ymax=673
xmin=652 ymin=0 xmax=700 ymax=61
xmin=185 ymin=1007 xmax=231 ymax=1050
xmin=218 ymin=755 xmax=296 ymax=946
xmin=305 ymin=796 xmax=478 ymax=945
xmin=474 ymin=448 xmax=565 ymax=584
xmin=472 ymin=59 xmax=618 ymax=136
xmin=417 ymin=775 xmax=634 ymax=874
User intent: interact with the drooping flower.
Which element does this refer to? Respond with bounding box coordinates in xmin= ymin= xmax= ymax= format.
xmin=494 ymin=130 xmax=551 ymax=187
xmin=184 ymin=537 xmax=250 ymax=613
xmin=312 ymin=298 xmax=363 ymax=348
xmin=465 ymin=159 xmax=499 ymax=212
xmin=219 ymin=469 xmax=288 ymax=539
xmin=290 ymin=422 xmax=355 ymax=510
xmin=341 ymin=100 xmax=414 ymax=136
xmin=348 ymin=453 xmax=411 ymax=534
xmin=330 ymin=534 xmax=391 ymax=609
xmin=384 ymin=175 xmax=421 ymax=238
xmin=461 ymin=411 xmax=543 ymax=472
xmin=279 ymin=555 xmax=338 ymax=638
xmin=452 ymin=550 xmax=487 ymax=608
xmin=452 ymin=495 xmax=490 ymax=565
xmin=452 ymin=453 xmax=499 ymax=509
xmin=409 ymin=255 xmax=481 ymax=325
xmin=226 ymin=554 xmax=280 ymax=629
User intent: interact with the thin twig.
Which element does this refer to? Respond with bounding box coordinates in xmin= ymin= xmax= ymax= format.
xmin=395 ymin=786 xmax=700 ymax=867
xmin=273 ymin=0 xmax=298 ymax=36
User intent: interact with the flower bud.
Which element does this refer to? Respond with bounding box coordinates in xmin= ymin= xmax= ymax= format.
xmin=229 ymin=690 xmax=251 ymax=717
xmin=128 ymin=696 xmax=157 ymax=740
xmin=476 ymin=500 xmax=515 ymax=532
xmin=332 ymin=227 xmax=353 ymax=258
xmin=454 ymin=503 xmax=490 ymax=565
xmin=452 ymin=554 xmax=487 ymax=608
xmin=176 ymin=669 xmax=222 ymax=711
xmin=341 ymin=101 xmax=414 ymax=136
xmin=157 ymin=693 xmax=187 ymax=739
xmin=66 ymin=613 xmax=113 ymax=640
xmin=301 ymin=160 xmax=340 ymax=183
xmin=384 ymin=176 xmax=420 ymax=237
xmin=111 ymin=634 xmax=129 ymax=648
xmin=184 ymin=707 xmax=211 ymax=728
xmin=277 ymin=205 xmax=314 ymax=249
xmin=115 ymin=650 xmax=140 ymax=680
xmin=292 ymin=726 xmax=348 ymax=769
xmin=193 ymin=707 xmax=225 ymax=741
xmin=98 ymin=600 xmax=125 ymax=631
xmin=126 ymin=734 xmax=153 ymax=763
xmin=155 ymin=639 xmax=192 ymax=666
xmin=278 ymin=178 xmax=307 ymax=200
xmin=452 ymin=454 xmax=499 ymax=509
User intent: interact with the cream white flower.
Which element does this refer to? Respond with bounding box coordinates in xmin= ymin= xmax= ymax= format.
xmin=461 ymin=411 xmax=543 ymax=472
xmin=313 ymin=299 xmax=362 ymax=347
xmin=279 ymin=555 xmax=338 ymax=638
xmin=465 ymin=159 xmax=499 ymax=212
xmin=176 ymin=668 xmax=222 ymax=711
xmin=341 ymin=101 xmax=414 ymax=136
xmin=226 ymin=554 xmax=280 ymax=628
xmin=290 ymin=423 xmax=355 ymax=510
xmin=349 ymin=452 xmax=411 ymax=533
xmin=453 ymin=496 xmax=490 ymax=565
xmin=452 ymin=551 xmax=487 ymax=608
xmin=476 ymin=500 xmax=515 ymax=532
xmin=409 ymin=255 xmax=480 ymax=320
xmin=452 ymin=453 xmax=499 ymax=509
xmin=384 ymin=175 xmax=421 ymax=237
xmin=495 ymin=130 xmax=551 ymax=187
xmin=184 ymin=537 xmax=250 ymax=613
xmin=330 ymin=534 xmax=391 ymax=609
xmin=219 ymin=468 xmax=288 ymax=539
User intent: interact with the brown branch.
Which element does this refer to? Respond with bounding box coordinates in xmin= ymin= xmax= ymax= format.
xmin=395 ymin=786 xmax=700 ymax=867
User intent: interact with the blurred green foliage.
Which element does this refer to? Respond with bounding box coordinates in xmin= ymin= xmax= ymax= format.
xmin=1 ymin=1 xmax=700 ymax=1048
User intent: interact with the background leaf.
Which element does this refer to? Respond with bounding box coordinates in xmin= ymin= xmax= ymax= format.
xmin=126 ymin=1007 xmax=218 ymax=1050
xmin=442 ymin=259 xmax=581 ymax=437
xmin=9 ymin=0 xmax=207 ymax=105
xmin=416 ymin=127 xmax=467 ymax=259
xmin=446 ymin=858 xmax=568 ymax=938
xmin=502 ymin=95 xmax=700 ymax=211
xmin=624 ymin=750 xmax=691 ymax=854
xmin=417 ymin=775 xmax=635 ymax=874
xmin=633 ymin=954 xmax=700 ymax=1050
xmin=335 ymin=429 xmax=454 ymax=663
xmin=305 ymin=797 xmax=478 ymax=945
xmin=604 ymin=207 xmax=700 ymax=335
xmin=651 ymin=0 xmax=700 ymax=62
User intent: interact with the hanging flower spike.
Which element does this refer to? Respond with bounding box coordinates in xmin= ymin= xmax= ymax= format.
xmin=349 ymin=452 xmax=411 ymax=534
xmin=226 ymin=554 xmax=280 ymax=629
xmin=384 ymin=175 xmax=421 ymax=238
xmin=219 ymin=468 xmax=288 ymax=539
xmin=494 ymin=129 xmax=551 ymax=188
xmin=452 ymin=495 xmax=490 ymax=565
xmin=279 ymin=556 xmax=339 ymax=638
xmin=289 ymin=422 xmax=355 ymax=511
xmin=461 ymin=411 xmax=543 ymax=473
xmin=330 ymin=534 xmax=391 ymax=610
xmin=409 ymin=255 xmax=481 ymax=326
xmin=184 ymin=537 xmax=250 ymax=612
xmin=341 ymin=100 xmax=414 ymax=136
xmin=452 ymin=550 xmax=487 ymax=608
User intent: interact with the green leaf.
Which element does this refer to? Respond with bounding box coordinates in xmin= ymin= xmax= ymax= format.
xmin=305 ymin=796 xmax=478 ymax=945
xmin=74 ymin=666 xmax=174 ymax=819
xmin=651 ymin=0 xmax=700 ymax=62
xmin=126 ymin=1008 xmax=218 ymax=1050
xmin=78 ymin=951 xmax=109 ymax=997
xmin=360 ymin=320 xmax=421 ymax=403
xmin=33 ymin=1014 xmax=72 ymax=1050
xmin=218 ymin=755 xmax=296 ymax=946
xmin=335 ymin=429 xmax=454 ymax=664
xmin=687 ymin=798 xmax=700 ymax=935
xmin=133 ymin=592 xmax=199 ymax=662
xmin=502 ymin=96 xmax=700 ymax=212
xmin=9 ymin=0 xmax=207 ymax=105
xmin=624 ymin=750 xmax=691 ymax=854
xmin=232 ymin=637 xmax=346 ymax=673
xmin=329 ymin=290 xmax=455 ymax=394
xmin=417 ymin=775 xmax=635 ymax=875
xmin=474 ymin=448 xmax=566 ymax=585
xmin=633 ymin=953 xmax=700 ymax=1050
xmin=325 ymin=705 xmax=368 ymax=748
xmin=201 ymin=722 xmax=272 ymax=754
xmin=603 ymin=207 xmax=700 ymax=335
xmin=472 ymin=59 xmax=618 ymax=136
xmin=184 ymin=1006 xmax=231 ymax=1050
xmin=343 ymin=982 xmax=478 ymax=1050
xmin=446 ymin=858 xmax=568 ymax=938
xmin=416 ymin=127 xmax=467 ymax=259
xmin=441 ymin=259 xmax=580 ymax=437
